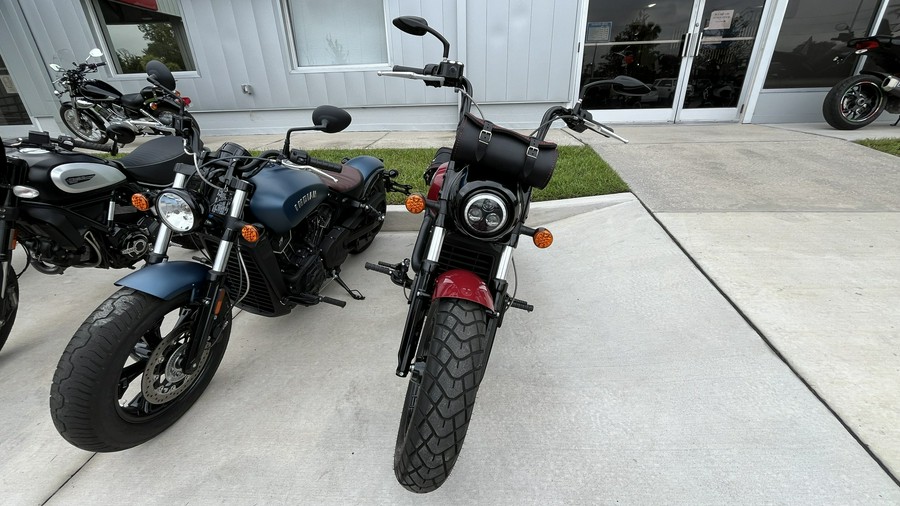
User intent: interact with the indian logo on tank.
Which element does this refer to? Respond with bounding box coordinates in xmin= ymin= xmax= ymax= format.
xmin=293 ymin=190 xmax=318 ymax=212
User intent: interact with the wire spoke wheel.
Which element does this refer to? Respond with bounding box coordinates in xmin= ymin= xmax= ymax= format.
xmin=60 ymin=105 xmax=108 ymax=143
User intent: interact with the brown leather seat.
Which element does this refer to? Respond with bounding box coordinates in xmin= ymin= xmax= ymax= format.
xmin=317 ymin=164 xmax=363 ymax=197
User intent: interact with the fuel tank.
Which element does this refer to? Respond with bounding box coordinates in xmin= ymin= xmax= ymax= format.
xmin=6 ymin=147 xmax=128 ymax=203
xmin=248 ymin=163 xmax=328 ymax=234
xmin=80 ymin=79 xmax=121 ymax=102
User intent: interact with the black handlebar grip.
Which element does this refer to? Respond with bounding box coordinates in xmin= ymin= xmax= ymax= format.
xmin=393 ymin=65 xmax=426 ymax=74
xmin=307 ymin=156 xmax=343 ymax=173
xmin=66 ymin=138 xmax=113 ymax=152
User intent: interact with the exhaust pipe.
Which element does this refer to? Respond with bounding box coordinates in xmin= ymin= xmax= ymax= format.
xmin=883 ymin=75 xmax=900 ymax=97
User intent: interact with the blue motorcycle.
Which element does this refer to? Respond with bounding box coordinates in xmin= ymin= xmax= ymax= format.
xmin=50 ymin=60 xmax=408 ymax=452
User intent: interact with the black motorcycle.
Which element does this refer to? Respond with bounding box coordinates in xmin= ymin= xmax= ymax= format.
xmin=823 ymin=35 xmax=900 ymax=129
xmin=50 ymin=61 xmax=409 ymax=452
xmin=49 ymin=49 xmax=190 ymax=144
xmin=0 ymin=118 xmax=193 ymax=355
xmin=366 ymin=16 xmax=626 ymax=493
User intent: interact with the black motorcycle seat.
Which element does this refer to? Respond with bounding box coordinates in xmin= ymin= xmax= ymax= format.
xmin=317 ymin=164 xmax=363 ymax=197
xmin=117 ymin=136 xmax=193 ymax=187
xmin=121 ymin=93 xmax=145 ymax=110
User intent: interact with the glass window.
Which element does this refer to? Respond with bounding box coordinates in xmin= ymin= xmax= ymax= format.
xmin=0 ymin=52 xmax=29 ymax=126
xmin=91 ymin=0 xmax=195 ymax=74
xmin=284 ymin=0 xmax=388 ymax=68
xmin=764 ymin=0 xmax=881 ymax=88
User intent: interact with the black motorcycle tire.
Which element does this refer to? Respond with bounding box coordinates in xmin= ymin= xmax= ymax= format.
xmin=0 ymin=265 xmax=19 ymax=354
xmin=59 ymin=104 xmax=109 ymax=143
xmin=349 ymin=175 xmax=387 ymax=254
xmin=823 ymin=74 xmax=887 ymax=130
xmin=50 ymin=287 xmax=231 ymax=452
xmin=394 ymin=298 xmax=488 ymax=493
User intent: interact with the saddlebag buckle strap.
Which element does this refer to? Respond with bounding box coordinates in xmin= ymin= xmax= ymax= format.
xmin=475 ymin=121 xmax=494 ymax=161
xmin=523 ymin=138 xmax=541 ymax=179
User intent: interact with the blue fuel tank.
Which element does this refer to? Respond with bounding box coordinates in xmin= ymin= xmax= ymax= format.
xmin=247 ymin=163 xmax=328 ymax=234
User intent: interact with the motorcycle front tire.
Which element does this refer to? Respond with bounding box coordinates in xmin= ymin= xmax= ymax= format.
xmin=823 ymin=74 xmax=887 ymax=130
xmin=394 ymin=298 xmax=488 ymax=493
xmin=59 ymin=104 xmax=109 ymax=143
xmin=50 ymin=287 xmax=231 ymax=452
xmin=0 ymin=265 xmax=19 ymax=354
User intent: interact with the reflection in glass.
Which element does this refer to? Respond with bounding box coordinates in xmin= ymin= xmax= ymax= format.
xmin=580 ymin=0 xmax=694 ymax=109
xmin=0 ymin=52 xmax=29 ymax=126
xmin=683 ymin=1 xmax=765 ymax=109
xmin=93 ymin=0 xmax=194 ymax=74
xmin=764 ymin=0 xmax=880 ymax=88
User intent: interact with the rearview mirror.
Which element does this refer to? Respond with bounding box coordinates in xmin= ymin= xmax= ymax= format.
xmin=88 ymin=48 xmax=103 ymax=58
xmin=393 ymin=16 xmax=430 ymax=36
xmin=312 ymin=105 xmax=351 ymax=133
xmin=145 ymin=60 xmax=176 ymax=91
xmin=391 ymin=16 xmax=451 ymax=59
xmin=48 ymin=63 xmax=62 ymax=72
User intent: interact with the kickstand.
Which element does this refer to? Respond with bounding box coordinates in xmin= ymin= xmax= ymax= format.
xmin=332 ymin=271 xmax=365 ymax=300
xmin=893 ymin=115 xmax=900 ymax=127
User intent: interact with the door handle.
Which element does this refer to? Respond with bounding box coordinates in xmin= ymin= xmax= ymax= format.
xmin=693 ymin=32 xmax=705 ymax=57
xmin=680 ymin=32 xmax=692 ymax=58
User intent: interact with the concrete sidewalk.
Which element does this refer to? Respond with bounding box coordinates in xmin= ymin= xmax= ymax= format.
xmin=1 ymin=121 xmax=899 ymax=503
xmin=574 ymin=122 xmax=900 ymax=480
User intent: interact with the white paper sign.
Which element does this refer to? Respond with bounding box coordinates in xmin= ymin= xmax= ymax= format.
xmin=708 ymin=10 xmax=734 ymax=30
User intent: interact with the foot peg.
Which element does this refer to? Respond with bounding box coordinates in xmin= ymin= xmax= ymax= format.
xmin=365 ymin=259 xmax=413 ymax=288
xmin=508 ymin=297 xmax=534 ymax=312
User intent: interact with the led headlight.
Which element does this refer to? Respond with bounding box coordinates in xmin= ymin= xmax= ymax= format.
xmin=462 ymin=192 xmax=509 ymax=238
xmin=156 ymin=189 xmax=202 ymax=233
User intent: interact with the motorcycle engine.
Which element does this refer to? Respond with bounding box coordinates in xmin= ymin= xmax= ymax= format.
xmin=275 ymin=205 xmax=333 ymax=296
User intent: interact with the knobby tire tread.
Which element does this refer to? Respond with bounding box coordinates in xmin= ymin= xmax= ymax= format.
xmin=394 ymin=298 xmax=488 ymax=493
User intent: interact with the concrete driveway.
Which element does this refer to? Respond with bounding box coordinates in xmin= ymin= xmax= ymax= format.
xmin=2 ymin=190 xmax=899 ymax=504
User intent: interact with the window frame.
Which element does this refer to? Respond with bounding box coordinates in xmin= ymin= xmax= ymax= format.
xmin=83 ymin=0 xmax=199 ymax=78
xmin=280 ymin=0 xmax=393 ymax=73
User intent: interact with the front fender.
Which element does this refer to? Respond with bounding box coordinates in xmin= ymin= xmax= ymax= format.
xmin=433 ymin=269 xmax=494 ymax=311
xmin=115 ymin=261 xmax=209 ymax=300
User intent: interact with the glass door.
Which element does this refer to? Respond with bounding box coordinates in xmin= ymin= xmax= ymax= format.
xmin=676 ymin=0 xmax=768 ymax=121
xmin=577 ymin=0 xmax=768 ymax=122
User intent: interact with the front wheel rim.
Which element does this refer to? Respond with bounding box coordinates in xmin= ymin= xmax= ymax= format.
xmin=841 ymin=81 xmax=883 ymax=123
xmin=63 ymin=108 xmax=104 ymax=142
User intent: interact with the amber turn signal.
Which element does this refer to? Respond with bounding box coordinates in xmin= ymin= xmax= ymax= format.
xmin=213 ymin=288 xmax=226 ymax=315
xmin=149 ymin=102 xmax=158 ymax=111
xmin=405 ymin=194 xmax=426 ymax=214
xmin=131 ymin=193 xmax=151 ymax=211
xmin=241 ymin=224 xmax=260 ymax=243
xmin=533 ymin=227 xmax=553 ymax=248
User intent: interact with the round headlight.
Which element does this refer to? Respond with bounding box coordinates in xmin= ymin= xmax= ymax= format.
xmin=156 ymin=189 xmax=201 ymax=233
xmin=462 ymin=192 xmax=509 ymax=237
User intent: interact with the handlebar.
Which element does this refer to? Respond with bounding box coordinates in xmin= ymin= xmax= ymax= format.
xmin=288 ymin=149 xmax=343 ymax=173
xmin=393 ymin=65 xmax=426 ymax=74
xmin=65 ymin=137 xmax=116 ymax=153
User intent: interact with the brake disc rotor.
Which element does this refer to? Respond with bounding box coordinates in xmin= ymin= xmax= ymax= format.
xmin=141 ymin=325 xmax=210 ymax=405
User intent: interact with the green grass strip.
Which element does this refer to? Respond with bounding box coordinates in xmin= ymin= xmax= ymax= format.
xmin=309 ymin=145 xmax=628 ymax=204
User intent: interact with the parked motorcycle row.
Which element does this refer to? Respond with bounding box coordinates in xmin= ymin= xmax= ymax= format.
xmin=0 ymin=15 xmax=632 ymax=493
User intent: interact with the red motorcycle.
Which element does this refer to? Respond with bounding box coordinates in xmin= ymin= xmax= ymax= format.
xmin=366 ymin=16 xmax=627 ymax=493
